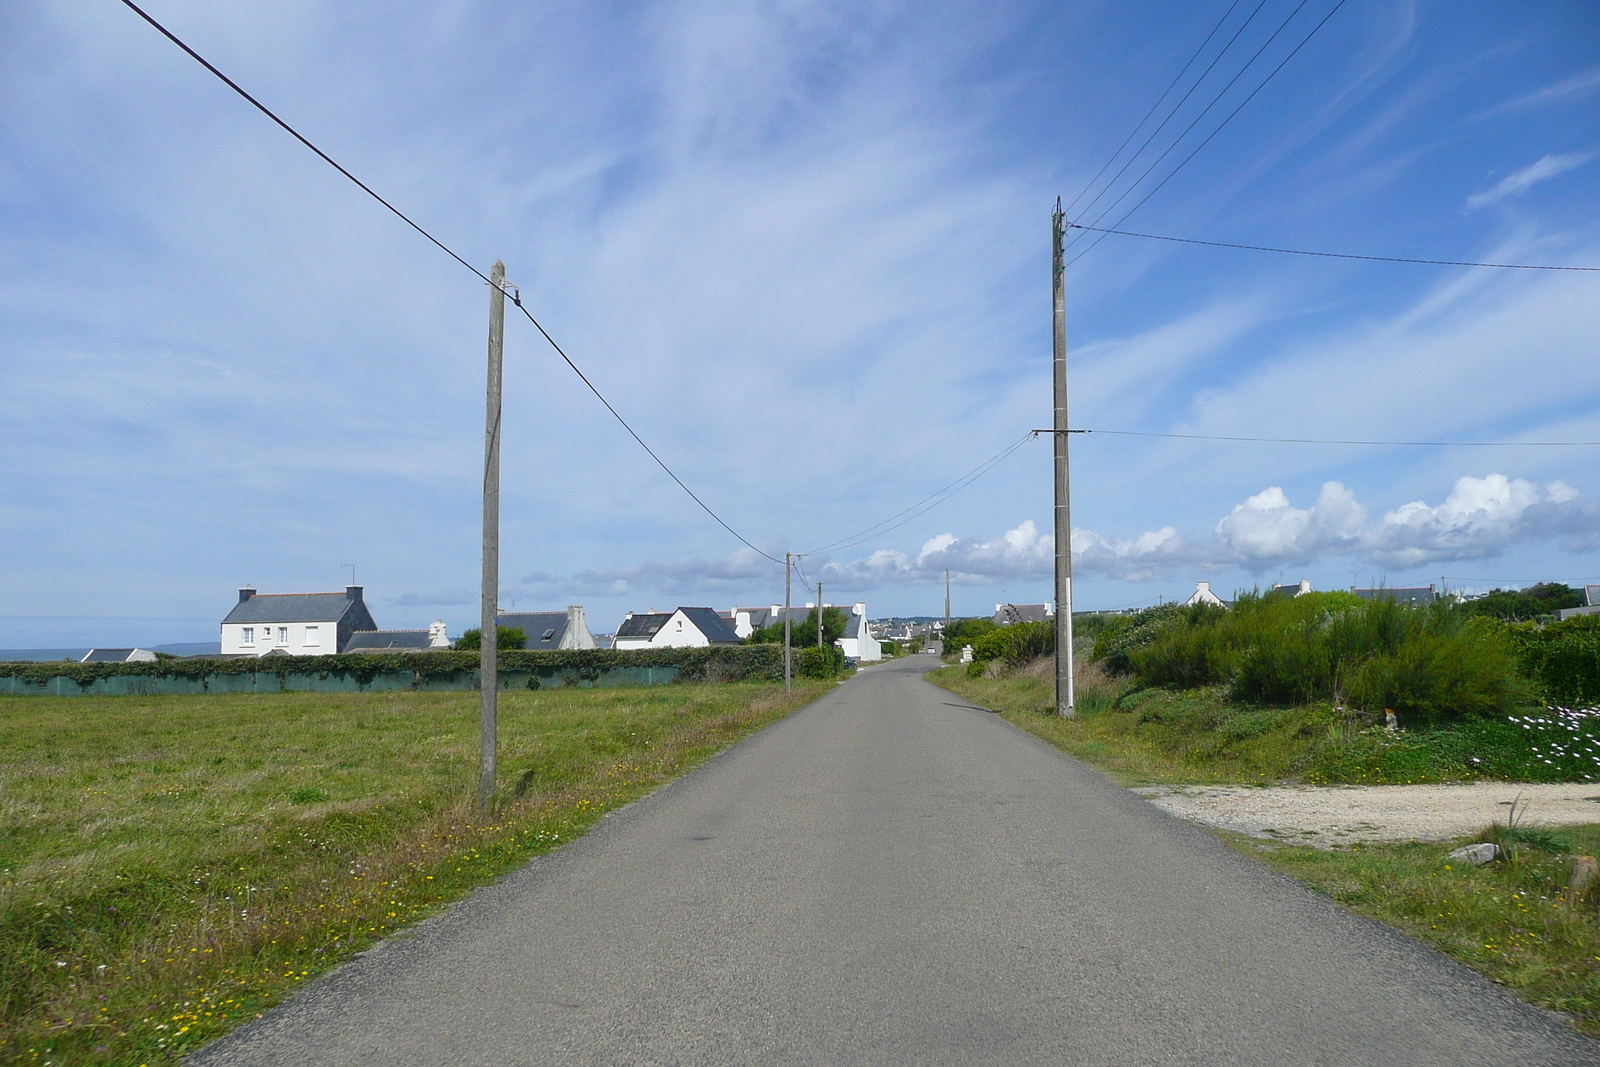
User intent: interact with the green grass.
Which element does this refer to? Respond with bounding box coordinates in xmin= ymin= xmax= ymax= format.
xmin=0 ymin=681 xmax=828 ymax=1065
xmin=1237 ymin=828 xmax=1600 ymax=1035
xmin=930 ymin=666 xmax=1579 ymax=786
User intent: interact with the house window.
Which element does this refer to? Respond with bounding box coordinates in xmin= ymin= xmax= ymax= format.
xmin=242 ymin=627 xmax=254 ymax=645
xmin=675 ymin=620 xmax=683 ymax=631
xmin=277 ymin=626 xmax=289 ymax=645
xmin=304 ymin=625 xmax=320 ymax=647
xmin=541 ymin=628 xmax=555 ymax=641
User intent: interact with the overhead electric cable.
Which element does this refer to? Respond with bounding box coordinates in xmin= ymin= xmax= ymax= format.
xmin=1037 ymin=428 xmax=1600 ymax=446
xmin=801 ymin=431 xmax=1039 ymax=557
xmin=1065 ymin=0 xmax=1271 ymax=247
xmin=1063 ymin=0 xmax=1247 ymax=218
xmin=1066 ymin=223 xmax=1600 ymax=270
xmin=118 ymin=0 xmax=780 ymax=567
xmin=1067 ymin=0 xmax=1350 ymax=267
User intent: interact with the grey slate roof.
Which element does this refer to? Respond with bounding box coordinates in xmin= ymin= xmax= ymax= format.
xmin=678 ymin=607 xmax=741 ymax=645
xmin=223 ymin=592 xmax=368 ymax=625
xmin=734 ymin=607 xmax=775 ymax=631
xmin=343 ymin=630 xmax=435 ymax=651
xmin=1587 ymin=585 xmax=1600 ymax=608
xmin=616 ymin=613 xmax=671 ymax=640
xmin=994 ymin=604 xmax=1051 ymax=625
xmin=80 ymin=648 xmax=150 ymax=663
xmin=497 ymin=612 xmax=569 ymax=650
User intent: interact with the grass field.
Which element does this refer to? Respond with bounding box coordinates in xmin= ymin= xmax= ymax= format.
xmin=0 ymin=681 xmax=829 ymax=1066
xmin=930 ymin=664 xmax=1600 ymax=1034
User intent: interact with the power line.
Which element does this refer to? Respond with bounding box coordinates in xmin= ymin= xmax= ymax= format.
xmin=800 ymin=432 xmax=1039 ymax=556
xmin=1068 ymin=0 xmax=1350 ymax=268
xmin=1066 ymin=223 xmax=1600 ymax=271
xmin=1063 ymin=0 xmax=1250 ymax=220
xmin=117 ymin=0 xmax=781 ymax=567
xmin=1037 ymin=428 xmax=1600 ymax=446
xmin=1067 ymin=0 xmax=1317 ymax=251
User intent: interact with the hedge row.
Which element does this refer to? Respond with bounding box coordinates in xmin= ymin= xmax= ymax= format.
xmin=1506 ymin=614 xmax=1600 ymax=706
xmin=0 ymin=646 xmax=817 ymax=688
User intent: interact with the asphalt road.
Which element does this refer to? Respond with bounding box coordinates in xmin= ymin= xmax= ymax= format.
xmin=195 ymin=656 xmax=1600 ymax=1066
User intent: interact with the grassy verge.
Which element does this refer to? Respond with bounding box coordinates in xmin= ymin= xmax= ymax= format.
xmin=1234 ymin=828 xmax=1600 ymax=1035
xmin=0 ymin=681 xmax=828 ymax=1065
xmin=930 ymin=664 xmax=1580 ymax=786
xmin=931 ymin=664 xmax=1600 ymax=1032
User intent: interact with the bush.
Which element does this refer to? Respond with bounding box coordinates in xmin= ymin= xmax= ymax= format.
xmin=1091 ymin=603 xmax=1187 ymax=675
xmin=970 ymin=620 xmax=1054 ymax=667
xmin=1117 ymin=591 xmax=1537 ymax=722
xmin=1507 ymin=614 xmax=1600 ymax=706
xmin=1457 ymin=582 xmax=1583 ymax=622
xmin=455 ymin=626 xmax=527 ymax=651
xmin=942 ymin=617 xmax=997 ymax=653
xmin=795 ymin=645 xmax=847 ymax=678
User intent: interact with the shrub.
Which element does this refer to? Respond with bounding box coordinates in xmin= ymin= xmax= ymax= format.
xmin=970 ymin=620 xmax=1054 ymax=667
xmin=1115 ymin=591 xmax=1537 ymax=722
xmin=1456 ymin=582 xmax=1583 ymax=622
xmin=1507 ymin=614 xmax=1600 ymax=706
xmin=795 ymin=645 xmax=847 ymax=678
xmin=1091 ymin=603 xmax=1187 ymax=675
xmin=455 ymin=626 xmax=527 ymax=650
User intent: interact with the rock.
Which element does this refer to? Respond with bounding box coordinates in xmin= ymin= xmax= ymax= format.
xmin=1569 ymin=855 xmax=1599 ymax=904
xmin=1446 ymin=842 xmax=1499 ymax=866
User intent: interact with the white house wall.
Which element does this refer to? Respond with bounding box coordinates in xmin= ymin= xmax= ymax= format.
xmin=220 ymin=620 xmax=338 ymax=656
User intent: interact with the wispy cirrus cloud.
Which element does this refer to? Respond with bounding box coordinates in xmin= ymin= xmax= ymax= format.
xmin=1465 ymin=151 xmax=1597 ymax=210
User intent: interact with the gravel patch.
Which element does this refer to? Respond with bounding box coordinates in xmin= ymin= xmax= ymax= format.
xmin=1135 ymin=782 xmax=1600 ymax=848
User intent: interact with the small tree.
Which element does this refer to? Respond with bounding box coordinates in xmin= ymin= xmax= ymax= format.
xmin=454 ymin=626 xmax=527 ymax=651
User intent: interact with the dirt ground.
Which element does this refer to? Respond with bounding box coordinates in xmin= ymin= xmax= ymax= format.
xmin=1135 ymin=781 xmax=1600 ymax=848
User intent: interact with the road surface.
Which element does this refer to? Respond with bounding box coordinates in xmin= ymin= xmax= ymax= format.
xmin=196 ymin=656 xmax=1599 ymax=1066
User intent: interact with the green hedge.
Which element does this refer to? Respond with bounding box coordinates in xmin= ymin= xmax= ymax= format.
xmin=0 ymin=647 xmax=789 ymax=691
xmin=1507 ymin=615 xmax=1600 ymax=706
xmin=969 ymin=620 xmax=1054 ymax=667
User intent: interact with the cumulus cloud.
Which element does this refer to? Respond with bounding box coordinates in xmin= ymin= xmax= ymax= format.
xmin=1216 ymin=475 xmax=1598 ymax=570
xmin=1465 ymin=151 xmax=1597 ymax=209
xmin=515 ymin=547 xmax=781 ymax=599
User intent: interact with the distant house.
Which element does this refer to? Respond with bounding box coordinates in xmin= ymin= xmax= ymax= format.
xmin=723 ymin=606 xmax=776 ymax=640
xmin=1557 ymin=585 xmax=1600 ymax=621
xmin=1184 ymin=581 xmax=1229 ymax=608
xmin=496 ymin=607 xmax=597 ymax=651
xmin=613 ymin=607 xmax=742 ymax=650
xmin=835 ymin=602 xmax=883 ymax=662
xmin=994 ymin=603 xmax=1053 ymax=625
xmin=1266 ymin=580 xmax=1313 ymax=599
xmin=221 ymin=586 xmax=379 ymax=656
xmin=1352 ymin=585 xmax=1438 ymax=607
xmin=344 ymin=621 xmax=451 ymax=653
xmin=80 ymin=648 xmax=157 ymax=663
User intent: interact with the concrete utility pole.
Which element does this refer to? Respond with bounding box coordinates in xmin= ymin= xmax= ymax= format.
xmin=784 ymin=553 xmax=793 ymax=692
xmin=1052 ymin=202 xmax=1076 ymax=718
xmin=817 ymin=581 xmax=824 ymax=651
xmin=944 ymin=569 xmax=951 ymax=634
xmin=479 ymin=260 xmax=506 ymax=813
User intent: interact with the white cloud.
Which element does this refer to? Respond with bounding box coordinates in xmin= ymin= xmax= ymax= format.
xmin=1478 ymin=67 xmax=1600 ymax=120
xmin=1465 ymin=151 xmax=1597 ymax=210
xmin=1214 ymin=475 xmax=1599 ymax=570
xmin=1215 ymin=482 xmax=1367 ymax=564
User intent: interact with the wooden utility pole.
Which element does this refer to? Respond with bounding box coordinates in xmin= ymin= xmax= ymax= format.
xmin=784 ymin=553 xmax=793 ymax=692
xmin=1052 ymin=202 xmax=1076 ymax=717
xmin=817 ymin=581 xmax=824 ymax=650
xmin=479 ymin=259 xmax=506 ymax=812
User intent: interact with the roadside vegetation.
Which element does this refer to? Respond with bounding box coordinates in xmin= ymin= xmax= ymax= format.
xmin=0 ymin=680 xmax=829 ymax=1066
xmin=932 ymin=590 xmax=1600 ymax=1033
xmin=1238 ymin=826 xmax=1600 ymax=1036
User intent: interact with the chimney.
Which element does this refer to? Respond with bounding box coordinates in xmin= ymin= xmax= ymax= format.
xmin=1197 ymin=581 xmax=1211 ymax=593
xmin=239 ymin=587 xmax=255 ymax=603
xmin=428 ymin=620 xmax=450 ymax=647
xmin=346 ymin=585 xmax=363 ymax=601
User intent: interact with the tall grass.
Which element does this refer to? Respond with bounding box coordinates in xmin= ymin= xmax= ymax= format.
xmin=1113 ymin=592 xmax=1535 ymax=722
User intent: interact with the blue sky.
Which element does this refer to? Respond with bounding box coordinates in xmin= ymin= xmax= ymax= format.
xmin=3 ymin=0 xmax=1598 ymax=645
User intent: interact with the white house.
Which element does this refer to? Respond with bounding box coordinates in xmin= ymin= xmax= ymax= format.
xmin=613 ymin=607 xmax=742 ymax=650
xmin=220 ymin=586 xmax=380 ymax=656
xmin=1185 ymin=581 xmax=1228 ymax=608
xmin=994 ymin=603 xmax=1053 ymax=625
xmin=835 ymin=602 xmax=883 ymax=662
